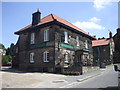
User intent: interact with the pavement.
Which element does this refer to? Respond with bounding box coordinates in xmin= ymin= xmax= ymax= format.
xmin=1 ymin=65 xmax=114 ymax=88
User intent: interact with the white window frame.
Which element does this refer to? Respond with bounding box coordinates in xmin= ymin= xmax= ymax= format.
xmin=44 ymin=30 xmax=49 ymax=42
xmin=85 ymin=40 xmax=88 ymax=49
xmin=30 ymin=33 xmax=35 ymax=44
xmin=65 ymin=54 xmax=68 ymax=62
xmin=30 ymin=52 xmax=35 ymax=63
xmin=76 ymin=36 xmax=80 ymax=46
xmin=43 ymin=51 xmax=49 ymax=62
xmin=64 ymin=32 xmax=68 ymax=43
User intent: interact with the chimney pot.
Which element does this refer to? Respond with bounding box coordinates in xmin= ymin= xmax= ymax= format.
xmin=32 ymin=9 xmax=41 ymax=25
xmin=109 ymin=31 xmax=112 ymax=38
xmin=37 ymin=8 xmax=40 ymax=12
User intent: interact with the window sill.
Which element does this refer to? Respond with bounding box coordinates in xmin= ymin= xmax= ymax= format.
xmin=44 ymin=61 xmax=49 ymax=63
xmin=30 ymin=61 xmax=34 ymax=63
xmin=44 ymin=40 xmax=49 ymax=42
xmin=30 ymin=43 xmax=35 ymax=45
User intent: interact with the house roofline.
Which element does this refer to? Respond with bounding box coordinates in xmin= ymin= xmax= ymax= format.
xmin=15 ymin=20 xmax=96 ymax=40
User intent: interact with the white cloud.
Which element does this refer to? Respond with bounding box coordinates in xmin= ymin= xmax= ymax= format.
xmin=90 ymin=17 xmax=101 ymax=22
xmin=93 ymin=0 xmax=112 ymax=10
xmin=73 ymin=21 xmax=105 ymax=30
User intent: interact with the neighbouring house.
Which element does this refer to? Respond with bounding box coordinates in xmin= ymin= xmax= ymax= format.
xmin=0 ymin=48 xmax=6 ymax=66
xmin=11 ymin=9 xmax=98 ymax=74
xmin=0 ymin=49 xmax=3 ymax=67
xmin=92 ymin=32 xmax=114 ymax=67
xmin=0 ymin=49 xmax=6 ymax=56
xmin=113 ymin=28 xmax=120 ymax=64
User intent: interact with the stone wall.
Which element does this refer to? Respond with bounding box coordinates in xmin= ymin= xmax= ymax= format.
xmin=82 ymin=66 xmax=99 ymax=74
xmin=14 ymin=25 xmax=56 ymax=72
xmin=13 ymin=24 xmax=95 ymax=74
xmin=54 ymin=25 xmax=94 ymax=74
xmin=113 ymin=28 xmax=120 ymax=64
xmin=19 ymin=47 xmax=55 ymax=72
xmin=93 ymin=44 xmax=113 ymax=66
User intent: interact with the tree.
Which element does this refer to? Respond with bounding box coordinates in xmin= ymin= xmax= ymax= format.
xmin=2 ymin=55 xmax=12 ymax=65
xmin=0 ymin=43 xmax=12 ymax=65
xmin=6 ymin=48 xmax=10 ymax=55
xmin=0 ymin=43 xmax=5 ymax=50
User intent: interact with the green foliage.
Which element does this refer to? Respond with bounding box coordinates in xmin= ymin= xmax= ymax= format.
xmin=0 ymin=43 xmax=6 ymax=50
xmin=6 ymin=48 xmax=10 ymax=55
xmin=2 ymin=55 xmax=12 ymax=65
xmin=0 ymin=43 xmax=12 ymax=65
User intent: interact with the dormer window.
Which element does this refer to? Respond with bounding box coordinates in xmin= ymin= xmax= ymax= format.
xmin=30 ymin=33 xmax=35 ymax=44
xmin=44 ymin=30 xmax=49 ymax=42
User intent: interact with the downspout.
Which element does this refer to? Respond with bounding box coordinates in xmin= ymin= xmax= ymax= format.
xmin=97 ymin=47 xmax=100 ymax=67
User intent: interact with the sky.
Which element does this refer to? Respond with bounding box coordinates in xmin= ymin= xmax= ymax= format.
xmin=1 ymin=0 xmax=118 ymax=48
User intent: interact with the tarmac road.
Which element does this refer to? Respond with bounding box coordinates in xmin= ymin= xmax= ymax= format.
xmin=70 ymin=65 xmax=118 ymax=89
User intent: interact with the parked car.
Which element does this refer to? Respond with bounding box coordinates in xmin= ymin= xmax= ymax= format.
xmin=114 ymin=64 xmax=120 ymax=88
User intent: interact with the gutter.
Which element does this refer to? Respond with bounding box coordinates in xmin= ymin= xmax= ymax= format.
xmin=15 ymin=20 xmax=96 ymax=40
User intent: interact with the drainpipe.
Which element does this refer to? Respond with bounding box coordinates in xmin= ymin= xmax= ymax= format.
xmin=97 ymin=47 xmax=100 ymax=67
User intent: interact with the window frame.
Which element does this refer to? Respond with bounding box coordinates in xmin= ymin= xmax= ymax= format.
xmin=43 ymin=51 xmax=49 ymax=62
xmin=44 ymin=29 xmax=49 ymax=42
xmin=64 ymin=31 xmax=68 ymax=43
xmin=76 ymin=36 xmax=80 ymax=46
xmin=85 ymin=40 xmax=88 ymax=49
xmin=30 ymin=52 xmax=35 ymax=63
xmin=30 ymin=33 xmax=35 ymax=44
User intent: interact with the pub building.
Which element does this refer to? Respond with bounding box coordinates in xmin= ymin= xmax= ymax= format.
xmin=11 ymin=9 xmax=98 ymax=74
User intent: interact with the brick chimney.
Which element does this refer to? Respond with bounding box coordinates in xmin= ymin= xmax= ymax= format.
xmin=32 ymin=8 xmax=41 ymax=25
xmin=109 ymin=31 xmax=112 ymax=38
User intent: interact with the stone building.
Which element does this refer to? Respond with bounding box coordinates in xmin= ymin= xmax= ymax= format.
xmin=113 ymin=28 xmax=120 ymax=64
xmin=11 ymin=9 xmax=97 ymax=74
xmin=0 ymin=49 xmax=3 ymax=67
xmin=92 ymin=32 xmax=114 ymax=67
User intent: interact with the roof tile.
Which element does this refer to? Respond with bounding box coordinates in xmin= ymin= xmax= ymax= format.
xmin=15 ymin=14 xmax=96 ymax=39
xmin=92 ymin=39 xmax=110 ymax=47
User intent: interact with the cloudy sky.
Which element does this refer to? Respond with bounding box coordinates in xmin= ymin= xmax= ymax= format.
xmin=1 ymin=0 xmax=118 ymax=48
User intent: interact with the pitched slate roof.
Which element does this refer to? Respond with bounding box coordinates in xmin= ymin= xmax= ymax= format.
xmin=15 ymin=14 xmax=96 ymax=40
xmin=92 ymin=39 xmax=110 ymax=47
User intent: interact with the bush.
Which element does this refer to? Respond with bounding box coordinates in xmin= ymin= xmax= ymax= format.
xmin=2 ymin=55 xmax=12 ymax=65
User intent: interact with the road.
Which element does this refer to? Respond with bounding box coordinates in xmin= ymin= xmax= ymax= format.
xmin=1 ymin=65 xmax=119 ymax=89
xmin=71 ymin=66 xmax=118 ymax=89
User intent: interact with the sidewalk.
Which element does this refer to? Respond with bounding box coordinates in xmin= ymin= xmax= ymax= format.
xmin=2 ymin=65 xmax=113 ymax=88
xmin=32 ymin=66 xmax=112 ymax=88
